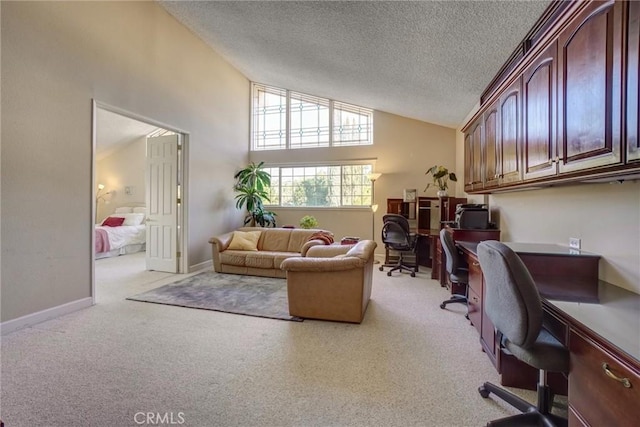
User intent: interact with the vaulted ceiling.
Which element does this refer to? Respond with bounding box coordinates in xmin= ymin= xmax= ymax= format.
xmin=159 ymin=0 xmax=551 ymax=129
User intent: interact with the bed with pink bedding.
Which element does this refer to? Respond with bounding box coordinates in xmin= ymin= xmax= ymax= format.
xmin=95 ymin=207 xmax=146 ymax=259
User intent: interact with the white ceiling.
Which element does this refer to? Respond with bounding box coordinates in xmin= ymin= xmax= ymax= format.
xmin=96 ymin=109 xmax=160 ymax=161
xmin=159 ymin=0 xmax=551 ymax=129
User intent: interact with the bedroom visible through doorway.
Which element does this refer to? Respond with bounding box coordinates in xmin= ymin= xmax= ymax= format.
xmin=93 ymin=103 xmax=188 ymax=302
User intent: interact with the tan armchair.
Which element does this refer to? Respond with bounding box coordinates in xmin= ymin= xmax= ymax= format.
xmin=280 ymin=240 xmax=377 ymax=323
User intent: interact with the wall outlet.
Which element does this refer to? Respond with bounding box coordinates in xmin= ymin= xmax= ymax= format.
xmin=569 ymin=237 xmax=581 ymax=249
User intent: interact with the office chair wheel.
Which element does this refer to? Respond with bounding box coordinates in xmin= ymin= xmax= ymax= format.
xmin=387 ymin=271 xmax=392 ymax=276
xmin=439 ymin=303 xmax=446 ymax=309
xmin=410 ymin=272 xmax=416 ymax=277
xmin=478 ymin=385 xmax=490 ymax=398
xmin=379 ymin=266 xmax=384 ymax=271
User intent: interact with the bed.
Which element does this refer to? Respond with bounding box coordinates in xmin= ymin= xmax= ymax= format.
xmin=95 ymin=207 xmax=147 ymax=259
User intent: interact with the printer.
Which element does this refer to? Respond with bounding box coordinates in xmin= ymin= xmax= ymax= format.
xmin=455 ymin=204 xmax=490 ymax=229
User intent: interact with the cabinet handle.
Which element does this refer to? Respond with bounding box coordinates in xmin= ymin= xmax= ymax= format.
xmin=602 ymin=363 xmax=632 ymax=388
xmin=473 ymin=262 xmax=480 ymax=266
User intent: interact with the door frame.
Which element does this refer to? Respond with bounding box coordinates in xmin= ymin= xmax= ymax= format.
xmin=91 ymin=99 xmax=190 ymax=304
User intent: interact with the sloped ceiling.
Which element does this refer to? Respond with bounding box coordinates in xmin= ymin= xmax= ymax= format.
xmin=96 ymin=109 xmax=159 ymax=161
xmin=159 ymin=0 xmax=551 ymax=129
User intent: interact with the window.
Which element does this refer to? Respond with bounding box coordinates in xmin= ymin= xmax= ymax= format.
xmin=333 ymin=101 xmax=372 ymax=146
xmin=252 ymin=83 xmax=373 ymax=151
xmin=290 ymin=92 xmax=330 ymax=149
xmin=264 ymin=164 xmax=373 ymax=207
xmin=253 ymin=86 xmax=287 ymax=150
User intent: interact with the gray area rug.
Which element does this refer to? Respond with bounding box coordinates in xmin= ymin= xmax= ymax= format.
xmin=127 ymin=271 xmax=302 ymax=321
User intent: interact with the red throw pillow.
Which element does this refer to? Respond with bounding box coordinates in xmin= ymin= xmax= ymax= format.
xmin=102 ymin=216 xmax=125 ymax=227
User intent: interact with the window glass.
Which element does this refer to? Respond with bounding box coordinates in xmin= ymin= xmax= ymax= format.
xmin=290 ymin=92 xmax=330 ymax=149
xmin=333 ymin=102 xmax=373 ymax=146
xmin=264 ymin=164 xmax=373 ymax=207
xmin=253 ymin=86 xmax=287 ymax=150
xmin=252 ymin=84 xmax=372 ymax=150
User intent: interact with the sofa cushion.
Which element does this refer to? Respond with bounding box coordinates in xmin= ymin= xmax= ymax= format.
xmin=228 ymin=230 xmax=261 ymax=251
xmin=245 ymin=252 xmax=278 ymax=269
xmin=259 ymin=229 xmax=292 ymax=252
xmin=220 ymin=250 xmax=249 ymax=266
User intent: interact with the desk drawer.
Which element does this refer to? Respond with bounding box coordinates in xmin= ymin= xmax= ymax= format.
xmin=569 ymin=330 xmax=640 ymax=427
xmin=468 ymin=260 xmax=483 ymax=296
xmin=467 ymin=288 xmax=482 ymax=335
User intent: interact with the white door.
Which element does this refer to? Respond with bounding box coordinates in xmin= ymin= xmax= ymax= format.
xmin=145 ymin=134 xmax=179 ymax=272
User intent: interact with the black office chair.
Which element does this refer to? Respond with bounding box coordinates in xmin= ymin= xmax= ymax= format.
xmin=439 ymin=228 xmax=469 ymax=311
xmin=477 ymin=240 xmax=569 ymax=427
xmin=379 ymin=214 xmax=417 ymax=277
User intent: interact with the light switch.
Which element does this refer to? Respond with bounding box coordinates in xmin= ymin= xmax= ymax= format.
xmin=125 ymin=186 xmax=133 ymax=195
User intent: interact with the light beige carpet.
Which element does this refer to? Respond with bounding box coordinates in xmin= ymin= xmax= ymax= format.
xmin=0 ymin=253 xmax=558 ymax=427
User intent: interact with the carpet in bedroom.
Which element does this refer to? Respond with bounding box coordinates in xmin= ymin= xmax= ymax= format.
xmin=126 ymin=271 xmax=301 ymax=321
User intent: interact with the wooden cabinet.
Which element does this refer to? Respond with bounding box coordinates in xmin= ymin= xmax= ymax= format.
xmin=463 ymin=131 xmax=474 ymax=192
xmin=470 ymin=120 xmax=484 ymax=191
xmin=569 ymin=329 xmax=640 ymax=427
xmin=499 ymin=77 xmax=523 ymax=185
xmin=557 ymin=0 xmax=623 ymax=173
xmin=463 ymin=0 xmax=640 ymax=193
xmin=386 ymin=198 xmax=416 ymax=220
xmin=483 ymin=101 xmax=500 ymax=189
xmin=627 ymin=0 xmax=640 ymax=163
xmin=468 ymin=259 xmax=498 ymax=367
xmin=523 ymin=41 xmax=558 ymax=181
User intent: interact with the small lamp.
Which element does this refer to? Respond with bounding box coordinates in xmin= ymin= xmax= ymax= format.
xmin=96 ymin=184 xmax=114 ymax=223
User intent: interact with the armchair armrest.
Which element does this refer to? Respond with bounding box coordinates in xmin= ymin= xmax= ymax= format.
xmin=305 ymin=244 xmax=352 ymax=258
xmin=300 ymin=239 xmax=326 ymax=256
xmin=209 ymin=231 xmax=234 ymax=272
xmin=281 ymin=256 xmax=364 ymax=272
xmin=209 ymin=231 xmax=234 ymax=252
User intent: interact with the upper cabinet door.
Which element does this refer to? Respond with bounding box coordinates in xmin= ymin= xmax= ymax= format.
xmin=464 ymin=132 xmax=474 ymax=192
xmin=557 ymin=0 xmax=623 ymax=173
xmin=627 ymin=0 xmax=640 ymax=163
xmin=483 ymin=102 xmax=500 ymax=189
xmin=499 ymin=77 xmax=523 ymax=185
xmin=471 ymin=120 xmax=484 ymax=190
xmin=523 ymin=42 xmax=558 ymax=180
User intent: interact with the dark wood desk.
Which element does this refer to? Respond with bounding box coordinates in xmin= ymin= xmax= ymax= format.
xmin=456 ymin=241 xmax=640 ymax=427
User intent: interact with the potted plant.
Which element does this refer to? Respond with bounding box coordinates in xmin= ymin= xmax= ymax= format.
xmin=299 ymin=215 xmax=318 ymax=229
xmin=234 ymin=161 xmax=277 ymax=227
xmin=424 ymin=165 xmax=457 ymax=197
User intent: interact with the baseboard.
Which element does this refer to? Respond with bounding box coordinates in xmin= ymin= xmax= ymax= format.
xmin=189 ymin=259 xmax=212 ymax=273
xmin=0 ymin=297 xmax=93 ymax=336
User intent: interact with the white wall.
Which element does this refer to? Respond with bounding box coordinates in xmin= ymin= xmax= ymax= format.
xmin=96 ymin=137 xmax=146 ymax=223
xmin=1 ymin=1 xmax=249 ymax=322
xmin=250 ymin=110 xmax=457 ymax=253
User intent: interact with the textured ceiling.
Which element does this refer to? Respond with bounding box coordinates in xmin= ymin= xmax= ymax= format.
xmin=159 ymin=0 xmax=551 ymax=129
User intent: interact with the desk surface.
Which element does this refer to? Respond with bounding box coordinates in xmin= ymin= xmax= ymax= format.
xmin=457 ymin=240 xmax=640 ymax=364
xmin=547 ymin=282 xmax=640 ymax=362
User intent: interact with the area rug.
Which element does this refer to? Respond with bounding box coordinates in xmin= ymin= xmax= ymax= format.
xmin=127 ymin=271 xmax=302 ymax=321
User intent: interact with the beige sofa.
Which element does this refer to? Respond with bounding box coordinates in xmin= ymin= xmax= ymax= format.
xmin=209 ymin=227 xmax=331 ymax=278
xmin=280 ymin=240 xmax=377 ymax=323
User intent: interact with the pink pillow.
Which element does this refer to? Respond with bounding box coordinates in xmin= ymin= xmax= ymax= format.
xmin=102 ymin=216 xmax=125 ymax=227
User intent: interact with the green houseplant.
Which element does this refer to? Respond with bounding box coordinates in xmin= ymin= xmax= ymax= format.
xmin=234 ymin=161 xmax=277 ymax=227
xmin=299 ymin=215 xmax=318 ymax=229
xmin=424 ymin=165 xmax=457 ymax=196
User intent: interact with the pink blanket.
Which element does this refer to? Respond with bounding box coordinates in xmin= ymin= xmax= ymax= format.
xmin=95 ymin=228 xmax=111 ymax=253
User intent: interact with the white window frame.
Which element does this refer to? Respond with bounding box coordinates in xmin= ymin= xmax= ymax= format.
xmin=251 ymin=83 xmax=373 ymax=151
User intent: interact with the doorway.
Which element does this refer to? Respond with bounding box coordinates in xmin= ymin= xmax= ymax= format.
xmin=91 ymin=100 xmax=189 ymax=303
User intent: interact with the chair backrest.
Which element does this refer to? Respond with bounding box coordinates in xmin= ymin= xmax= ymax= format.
xmin=477 ymin=240 xmax=543 ymax=350
xmin=381 ymin=220 xmax=413 ymax=251
xmin=439 ymin=228 xmax=465 ymax=275
xmin=382 ymin=214 xmax=411 ymax=234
